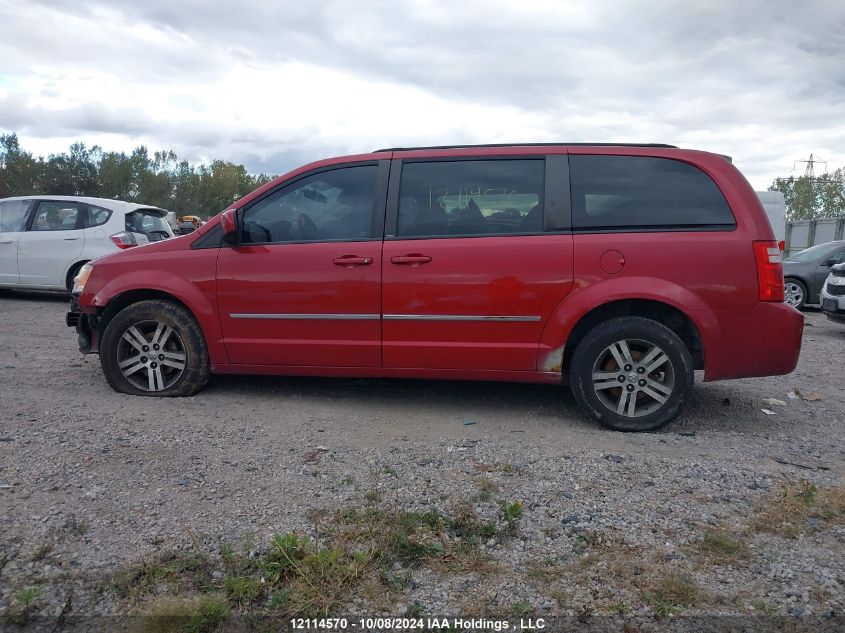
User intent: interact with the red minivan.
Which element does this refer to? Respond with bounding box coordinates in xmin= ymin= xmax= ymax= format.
xmin=67 ymin=144 xmax=803 ymax=431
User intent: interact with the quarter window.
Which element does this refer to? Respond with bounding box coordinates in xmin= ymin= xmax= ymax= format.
xmin=86 ymin=204 xmax=112 ymax=228
xmin=241 ymin=165 xmax=379 ymax=244
xmin=569 ymin=156 xmax=735 ymax=230
xmin=0 ymin=200 xmax=31 ymax=232
xmin=30 ymin=201 xmax=81 ymax=231
xmin=396 ymin=160 xmax=545 ymax=237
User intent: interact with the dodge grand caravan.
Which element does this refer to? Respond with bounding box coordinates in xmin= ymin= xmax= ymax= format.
xmin=67 ymin=144 xmax=804 ymax=431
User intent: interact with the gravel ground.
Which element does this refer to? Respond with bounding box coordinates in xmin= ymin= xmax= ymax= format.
xmin=0 ymin=289 xmax=844 ymax=631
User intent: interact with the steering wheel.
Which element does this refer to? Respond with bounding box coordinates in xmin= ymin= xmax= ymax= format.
xmin=294 ymin=213 xmax=319 ymax=240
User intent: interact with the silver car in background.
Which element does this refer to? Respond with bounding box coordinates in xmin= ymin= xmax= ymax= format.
xmin=820 ymin=262 xmax=845 ymax=324
xmin=0 ymin=196 xmax=174 ymax=292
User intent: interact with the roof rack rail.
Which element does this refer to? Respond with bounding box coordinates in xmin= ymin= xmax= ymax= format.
xmin=374 ymin=142 xmax=678 ymax=152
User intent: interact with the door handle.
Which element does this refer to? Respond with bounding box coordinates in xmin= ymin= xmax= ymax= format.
xmin=390 ymin=254 xmax=432 ymax=265
xmin=0 ymin=240 xmax=13 ymax=244
xmin=333 ymin=255 xmax=373 ymax=267
xmin=63 ymin=236 xmax=80 ymax=241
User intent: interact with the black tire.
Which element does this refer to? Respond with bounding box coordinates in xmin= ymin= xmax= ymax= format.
xmin=99 ymin=299 xmax=210 ymax=397
xmin=65 ymin=261 xmax=88 ymax=293
xmin=569 ymin=316 xmax=694 ymax=432
xmin=784 ymin=278 xmax=807 ymax=310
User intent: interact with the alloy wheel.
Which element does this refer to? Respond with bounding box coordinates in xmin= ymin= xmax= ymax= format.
xmin=116 ymin=320 xmax=187 ymax=392
xmin=591 ymin=338 xmax=675 ymax=418
xmin=784 ymin=282 xmax=804 ymax=308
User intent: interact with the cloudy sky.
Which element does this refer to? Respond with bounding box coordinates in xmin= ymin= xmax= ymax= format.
xmin=1 ymin=0 xmax=843 ymax=188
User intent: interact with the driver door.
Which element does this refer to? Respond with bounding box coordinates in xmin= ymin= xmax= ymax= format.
xmin=215 ymin=161 xmax=388 ymax=367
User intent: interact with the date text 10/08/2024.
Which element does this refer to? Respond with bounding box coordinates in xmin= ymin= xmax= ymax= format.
xmin=290 ymin=618 xmax=547 ymax=630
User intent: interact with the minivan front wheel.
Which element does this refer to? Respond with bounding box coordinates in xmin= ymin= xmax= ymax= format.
xmin=569 ymin=317 xmax=694 ymax=432
xmin=100 ymin=300 xmax=210 ymax=397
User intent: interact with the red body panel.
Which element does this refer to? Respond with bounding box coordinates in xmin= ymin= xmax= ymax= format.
xmin=382 ymin=235 xmax=573 ymax=370
xmin=76 ymin=144 xmax=803 ymax=387
xmin=215 ymin=242 xmax=382 ymax=366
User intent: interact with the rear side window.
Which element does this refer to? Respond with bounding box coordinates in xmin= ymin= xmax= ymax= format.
xmin=86 ymin=204 xmax=112 ymax=228
xmin=396 ymin=160 xmax=544 ymax=237
xmin=30 ymin=201 xmax=82 ymax=231
xmin=570 ymin=156 xmax=735 ymax=231
xmin=0 ymin=200 xmax=31 ymax=232
xmin=126 ymin=210 xmax=172 ymax=242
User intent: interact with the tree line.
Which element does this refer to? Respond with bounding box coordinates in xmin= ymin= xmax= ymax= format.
xmin=3 ymin=133 xmax=842 ymax=222
xmin=769 ymin=167 xmax=845 ymax=221
xmin=0 ymin=134 xmax=274 ymax=219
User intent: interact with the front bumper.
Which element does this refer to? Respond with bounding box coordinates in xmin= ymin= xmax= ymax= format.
xmin=820 ymin=280 xmax=845 ymax=324
xmin=66 ymin=295 xmax=98 ymax=354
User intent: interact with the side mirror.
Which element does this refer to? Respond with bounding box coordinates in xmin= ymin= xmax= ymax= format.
xmin=822 ymin=258 xmax=836 ymax=267
xmin=220 ymin=208 xmax=238 ymax=244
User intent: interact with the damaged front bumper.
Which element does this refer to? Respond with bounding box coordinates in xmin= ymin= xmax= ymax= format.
xmin=66 ymin=294 xmax=98 ymax=354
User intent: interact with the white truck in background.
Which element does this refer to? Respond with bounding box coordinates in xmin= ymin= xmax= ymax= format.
xmin=756 ymin=191 xmax=786 ymax=250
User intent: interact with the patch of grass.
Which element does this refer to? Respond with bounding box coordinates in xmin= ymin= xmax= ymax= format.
xmin=512 ymin=601 xmax=534 ymax=617
xmin=641 ymin=572 xmax=700 ymax=617
xmin=526 ymin=558 xmax=566 ymax=583
xmin=750 ymin=597 xmax=776 ymax=615
xmin=113 ymin=550 xmax=212 ymax=601
xmin=112 ymin=497 xmax=517 ymax=620
xmin=551 ymin=590 xmax=570 ymax=607
xmin=607 ymin=600 xmax=629 ymax=615
xmin=341 ymin=476 xmax=353 ymax=485
xmin=697 ymin=529 xmax=748 ymax=563
xmin=3 ymin=587 xmax=40 ymax=625
xmin=405 ymin=602 xmax=424 ymax=617
xmin=500 ymin=500 xmax=524 ymax=523
xmin=753 ymin=480 xmax=845 ymax=538
xmin=30 ymin=542 xmax=53 ymax=562
xmin=222 ymin=575 xmax=262 ymax=605
xmin=184 ymin=595 xmax=230 ymax=633
xmin=364 ymin=490 xmax=381 ymax=504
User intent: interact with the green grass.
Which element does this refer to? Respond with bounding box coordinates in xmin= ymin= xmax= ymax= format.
xmin=111 ymin=496 xmax=522 ymax=619
xmin=697 ymin=530 xmax=748 ymax=563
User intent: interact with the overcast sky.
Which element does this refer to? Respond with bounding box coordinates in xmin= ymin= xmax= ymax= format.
xmin=1 ymin=0 xmax=843 ymax=188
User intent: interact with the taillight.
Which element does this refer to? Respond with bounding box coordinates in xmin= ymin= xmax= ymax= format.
xmin=110 ymin=232 xmax=137 ymax=249
xmin=753 ymin=240 xmax=785 ymax=302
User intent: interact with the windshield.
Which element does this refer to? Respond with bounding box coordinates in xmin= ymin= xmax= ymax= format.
xmin=126 ymin=210 xmax=173 ymax=241
xmin=786 ymin=242 xmax=841 ymax=263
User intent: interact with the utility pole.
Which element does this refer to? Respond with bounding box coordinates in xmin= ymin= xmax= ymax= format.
xmin=793 ymin=153 xmax=827 ymax=179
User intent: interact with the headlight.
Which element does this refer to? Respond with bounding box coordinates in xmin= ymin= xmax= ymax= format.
xmin=72 ymin=263 xmax=94 ymax=294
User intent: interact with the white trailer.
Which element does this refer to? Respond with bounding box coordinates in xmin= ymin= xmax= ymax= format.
xmin=756 ymin=191 xmax=786 ymax=248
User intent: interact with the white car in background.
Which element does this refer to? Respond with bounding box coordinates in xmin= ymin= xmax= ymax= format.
xmin=0 ymin=196 xmax=174 ymax=292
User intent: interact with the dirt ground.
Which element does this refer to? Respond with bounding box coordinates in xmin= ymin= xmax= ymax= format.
xmin=1 ymin=289 xmax=843 ymax=630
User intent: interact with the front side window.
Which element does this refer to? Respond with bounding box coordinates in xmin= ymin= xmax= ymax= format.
xmin=30 ymin=201 xmax=81 ymax=231
xmin=0 ymin=200 xmax=31 ymax=232
xmin=396 ymin=159 xmax=544 ymax=237
xmin=241 ymin=165 xmax=378 ymax=244
xmin=570 ymin=155 xmax=735 ymax=230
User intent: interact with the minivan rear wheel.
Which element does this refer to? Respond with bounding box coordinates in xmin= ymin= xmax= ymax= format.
xmin=569 ymin=316 xmax=694 ymax=432
xmin=100 ymin=300 xmax=210 ymax=397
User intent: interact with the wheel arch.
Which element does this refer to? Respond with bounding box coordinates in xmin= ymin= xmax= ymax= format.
xmin=91 ymin=276 xmax=229 ymax=366
xmin=64 ymin=260 xmax=91 ymax=292
xmin=559 ymin=299 xmax=705 ymax=375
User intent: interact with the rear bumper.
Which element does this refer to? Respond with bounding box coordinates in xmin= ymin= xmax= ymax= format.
xmin=66 ymin=295 xmax=98 ymax=354
xmin=703 ymin=302 xmax=804 ymax=381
